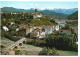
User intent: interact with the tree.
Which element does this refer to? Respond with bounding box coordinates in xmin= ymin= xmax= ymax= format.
xmin=62 ymin=24 xmax=70 ymax=30
xmin=45 ymin=34 xmax=78 ymax=51
xmin=39 ymin=47 xmax=48 ymax=55
xmin=52 ymin=48 xmax=58 ymax=55
xmin=71 ymin=28 xmax=74 ymax=34
xmin=15 ymin=50 xmax=21 ymax=55
xmin=39 ymin=47 xmax=58 ymax=55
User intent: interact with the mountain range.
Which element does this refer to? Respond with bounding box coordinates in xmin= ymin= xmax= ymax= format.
xmin=1 ymin=7 xmax=78 ymax=18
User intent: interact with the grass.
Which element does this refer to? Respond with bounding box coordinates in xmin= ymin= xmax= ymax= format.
xmin=23 ymin=44 xmax=78 ymax=56
xmin=57 ymin=50 xmax=78 ymax=56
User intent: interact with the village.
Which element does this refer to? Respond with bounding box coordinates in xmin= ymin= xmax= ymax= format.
xmin=2 ymin=9 xmax=75 ymax=39
xmin=1 ymin=9 xmax=78 ymax=55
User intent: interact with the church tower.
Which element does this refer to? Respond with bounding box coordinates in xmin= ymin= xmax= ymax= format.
xmin=35 ymin=9 xmax=37 ymax=12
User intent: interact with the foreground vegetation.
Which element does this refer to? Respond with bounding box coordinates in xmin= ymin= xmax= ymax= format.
xmin=25 ymin=33 xmax=78 ymax=52
xmin=39 ymin=47 xmax=58 ymax=55
xmin=45 ymin=34 xmax=78 ymax=52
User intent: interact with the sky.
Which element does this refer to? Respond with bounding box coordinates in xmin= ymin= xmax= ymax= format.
xmin=1 ymin=1 xmax=78 ymax=9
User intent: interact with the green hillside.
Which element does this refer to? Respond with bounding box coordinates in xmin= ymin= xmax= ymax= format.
xmin=40 ymin=10 xmax=69 ymax=18
xmin=67 ymin=11 xmax=78 ymax=20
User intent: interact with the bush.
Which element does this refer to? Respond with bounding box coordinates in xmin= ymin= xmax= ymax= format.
xmin=51 ymin=48 xmax=59 ymax=55
xmin=1 ymin=45 xmax=5 ymax=49
xmin=15 ymin=50 xmax=21 ymax=55
xmin=39 ymin=47 xmax=58 ymax=55
xmin=39 ymin=47 xmax=48 ymax=55
xmin=4 ymin=32 xmax=20 ymax=41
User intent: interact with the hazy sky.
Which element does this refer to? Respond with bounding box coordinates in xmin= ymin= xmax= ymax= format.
xmin=1 ymin=1 xmax=78 ymax=9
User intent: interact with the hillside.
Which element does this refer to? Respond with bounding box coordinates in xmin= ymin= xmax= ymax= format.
xmin=1 ymin=7 xmax=38 ymax=13
xmin=1 ymin=7 xmax=27 ymax=13
xmin=1 ymin=7 xmax=78 ymax=18
xmin=40 ymin=10 xmax=69 ymax=18
xmin=67 ymin=11 xmax=78 ymax=20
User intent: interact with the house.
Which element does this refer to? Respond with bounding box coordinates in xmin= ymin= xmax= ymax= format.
xmin=19 ymin=24 xmax=34 ymax=35
xmin=30 ymin=32 xmax=38 ymax=38
xmin=39 ymin=32 xmax=46 ymax=38
xmin=54 ymin=25 xmax=59 ymax=31
xmin=33 ymin=12 xmax=43 ymax=19
xmin=19 ymin=24 xmax=28 ymax=35
xmin=18 ymin=29 xmax=26 ymax=36
xmin=33 ymin=9 xmax=44 ymax=19
xmin=31 ymin=26 xmax=45 ymax=38
xmin=36 ymin=30 xmax=41 ymax=37
xmin=29 ymin=24 xmax=34 ymax=32
xmin=16 ymin=28 xmax=19 ymax=31
xmin=2 ymin=26 xmax=9 ymax=32
xmin=24 ymin=24 xmax=34 ymax=35
xmin=25 ymin=28 xmax=30 ymax=35
xmin=60 ymin=30 xmax=71 ymax=35
xmin=59 ymin=23 xmax=65 ymax=27
xmin=55 ymin=19 xmax=67 ymax=27
xmin=45 ymin=25 xmax=53 ymax=35
xmin=19 ymin=24 xmax=28 ymax=29
xmin=8 ymin=22 xmax=15 ymax=25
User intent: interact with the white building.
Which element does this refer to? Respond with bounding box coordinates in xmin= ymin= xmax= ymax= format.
xmin=16 ymin=28 xmax=19 ymax=31
xmin=39 ymin=32 xmax=46 ymax=38
xmin=54 ymin=25 xmax=59 ymax=31
xmin=55 ymin=19 xmax=66 ymax=27
xmin=2 ymin=26 xmax=9 ymax=32
xmin=33 ymin=12 xmax=43 ymax=19
xmin=45 ymin=25 xmax=53 ymax=35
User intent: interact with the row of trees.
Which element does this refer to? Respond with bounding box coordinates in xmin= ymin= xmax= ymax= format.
xmin=45 ymin=34 xmax=78 ymax=52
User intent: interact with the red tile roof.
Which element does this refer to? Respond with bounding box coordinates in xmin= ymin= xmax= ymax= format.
xmin=30 ymin=34 xmax=37 ymax=36
xmin=63 ymin=30 xmax=70 ymax=31
xmin=8 ymin=22 xmax=14 ymax=23
xmin=20 ymin=24 xmax=24 ymax=25
xmin=46 ymin=25 xmax=53 ymax=27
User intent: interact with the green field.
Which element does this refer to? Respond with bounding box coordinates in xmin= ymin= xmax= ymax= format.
xmin=57 ymin=50 xmax=78 ymax=56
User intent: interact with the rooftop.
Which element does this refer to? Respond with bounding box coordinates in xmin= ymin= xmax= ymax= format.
xmin=20 ymin=24 xmax=25 ymax=25
xmin=45 ymin=25 xmax=53 ymax=27
xmin=62 ymin=30 xmax=70 ymax=31
xmin=30 ymin=34 xmax=37 ymax=36
xmin=8 ymin=22 xmax=14 ymax=23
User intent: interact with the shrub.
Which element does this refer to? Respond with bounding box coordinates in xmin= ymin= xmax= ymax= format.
xmin=39 ymin=47 xmax=48 ymax=55
xmin=39 ymin=47 xmax=58 ymax=55
xmin=15 ymin=50 xmax=21 ymax=55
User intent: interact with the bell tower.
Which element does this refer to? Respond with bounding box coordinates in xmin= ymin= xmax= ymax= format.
xmin=35 ymin=9 xmax=37 ymax=12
